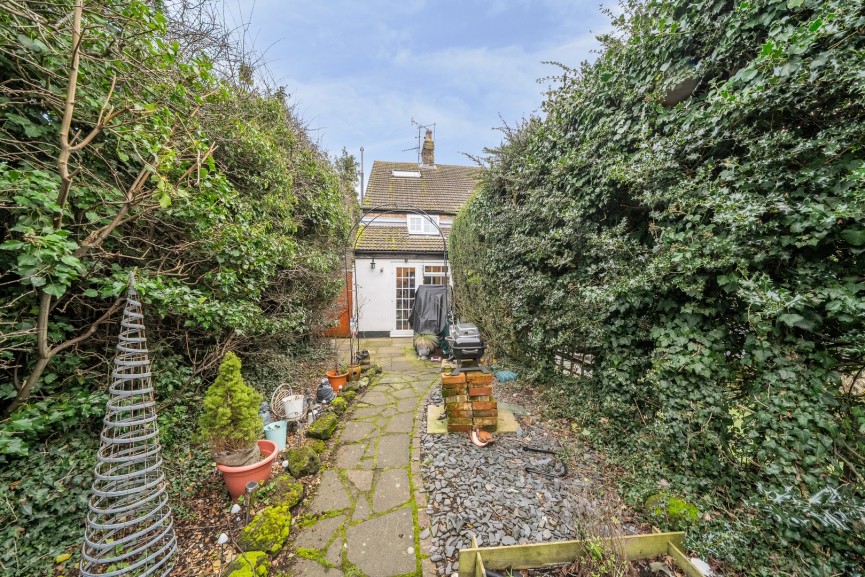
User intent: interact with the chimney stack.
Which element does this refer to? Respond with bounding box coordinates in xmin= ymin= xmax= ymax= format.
xmin=421 ymin=129 xmax=434 ymax=166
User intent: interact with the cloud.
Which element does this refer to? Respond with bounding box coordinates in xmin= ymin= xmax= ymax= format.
xmin=245 ymin=1 xmax=612 ymax=170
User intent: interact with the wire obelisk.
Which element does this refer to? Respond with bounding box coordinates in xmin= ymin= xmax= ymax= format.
xmin=81 ymin=273 xmax=177 ymax=576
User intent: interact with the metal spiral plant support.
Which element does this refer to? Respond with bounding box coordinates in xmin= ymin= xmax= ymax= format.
xmin=81 ymin=276 xmax=177 ymax=576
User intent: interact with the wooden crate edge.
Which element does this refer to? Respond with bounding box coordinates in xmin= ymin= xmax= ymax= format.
xmin=457 ymin=532 xmax=687 ymax=577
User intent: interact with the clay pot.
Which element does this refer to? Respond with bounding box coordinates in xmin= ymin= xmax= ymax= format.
xmin=216 ymin=439 xmax=278 ymax=501
xmin=347 ymin=364 xmax=363 ymax=381
xmin=325 ymin=369 xmax=348 ymax=392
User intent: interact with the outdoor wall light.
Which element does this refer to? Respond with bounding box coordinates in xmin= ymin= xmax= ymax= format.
xmin=370 ymin=259 xmax=376 ymax=269
xmin=244 ymin=481 xmax=259 ymax=525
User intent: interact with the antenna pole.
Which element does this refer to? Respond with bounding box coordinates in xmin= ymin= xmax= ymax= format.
xmin=359 ymin=146 xmax=365 ymax=202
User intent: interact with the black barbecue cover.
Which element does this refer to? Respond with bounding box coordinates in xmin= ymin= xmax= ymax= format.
xmin=408 ymin=285 xmax=448 ymax=335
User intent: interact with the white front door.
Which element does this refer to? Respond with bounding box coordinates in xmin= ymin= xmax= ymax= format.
xmin=391 ymin=264 xmax=417 ymax=337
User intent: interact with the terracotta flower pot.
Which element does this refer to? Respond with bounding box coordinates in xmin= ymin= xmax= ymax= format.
xmin=347 ymin=364 xmax=363 ymax=381
xmin=216 ymin=439 xmax=278 ymax=501
xmin=326 ymin=369 xmax=348 ymax=392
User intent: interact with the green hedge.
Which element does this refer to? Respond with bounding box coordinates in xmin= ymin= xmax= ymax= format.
xmin=0 ymin=1 xmax=352 ymax=573
xmin=451 ymin=0 xmax=865 ymax=574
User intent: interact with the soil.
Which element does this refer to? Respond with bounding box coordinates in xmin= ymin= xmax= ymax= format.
xmin=171 ymin=353 xmax=335 ymax=576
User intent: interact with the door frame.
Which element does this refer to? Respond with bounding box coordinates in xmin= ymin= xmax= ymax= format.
xmin=390 ymin=262 xmax=417 ymax=337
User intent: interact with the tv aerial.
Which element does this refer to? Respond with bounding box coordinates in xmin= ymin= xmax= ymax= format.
xmin=402 ymin=118 xmax=436 ymax=165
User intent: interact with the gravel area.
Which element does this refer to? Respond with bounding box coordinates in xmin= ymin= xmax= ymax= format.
xmin=419 ymin=385 xmax=638 ymax=577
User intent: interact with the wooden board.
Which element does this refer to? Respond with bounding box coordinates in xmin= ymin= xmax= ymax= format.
xmin=458 ymin=532 xmax=686 ymax=577
xmin=667 ymin=540 xmax=705 ymax=577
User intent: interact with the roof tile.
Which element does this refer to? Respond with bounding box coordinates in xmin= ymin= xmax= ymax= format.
xmin=361 ymin=161 xmax=479 ymax=213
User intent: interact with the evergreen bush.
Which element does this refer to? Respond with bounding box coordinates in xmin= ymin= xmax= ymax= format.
xmin=199 ymin=352 xmax=263 ymax=454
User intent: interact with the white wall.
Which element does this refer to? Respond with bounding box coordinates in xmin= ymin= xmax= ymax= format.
xmin=354 ymin=257 xmax=393 ymax=334
xmin=355 ymin=256 xmax=448 ymax=336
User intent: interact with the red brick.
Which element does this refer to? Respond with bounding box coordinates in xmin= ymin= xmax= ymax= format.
xmin=442 ymin=373 xmax=467 ymax=385
xmin=471 ymin=401 xmax=497 ymax=411
xmin=447 ymin=423 xmax=474 ymax=433
xmin=441 ymin=386 xmax=467 ymax=397
xmin=466 ymin=372 xmax=494 ymax=385
xmin=447 ymin=417 xmax=473 ymax=426
xmin=447 ymin=409 xmax=473 ymax=418
xmin=447 ymin=402 xmax=472 ymax=412
xmin=472 ymin=409 xmax=498 ymax=418
xmin=468 ymin=386 xmax=492 ymax=397
xmin=470 ymin=395 xmax=490 ymax=402
xmin=472 ymin=416 xmax=498 ymax=428
xmin=445 ymin=395 xmax=469 ymax=404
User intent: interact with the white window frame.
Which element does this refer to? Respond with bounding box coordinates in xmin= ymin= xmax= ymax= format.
xmin=423 ymin=265 xmax=447 ymax=285
xmin=407 ymin=214 xmax=439 ymax=235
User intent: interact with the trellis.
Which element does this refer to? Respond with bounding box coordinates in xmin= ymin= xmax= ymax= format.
xmin=80 ymin=277 xmax=177 ymax=576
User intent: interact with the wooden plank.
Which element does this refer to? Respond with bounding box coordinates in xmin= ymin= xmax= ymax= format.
xmin=474 ymin=550 xmax=486 ymax=577
xmin=458 ymin=532 xmax=685 ymax=574
xmin=667 ymin=541 xmax=706 ymax=577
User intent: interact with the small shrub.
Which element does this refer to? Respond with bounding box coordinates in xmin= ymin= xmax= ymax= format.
xmin=199 ymin=352 xmax=263 ymax=453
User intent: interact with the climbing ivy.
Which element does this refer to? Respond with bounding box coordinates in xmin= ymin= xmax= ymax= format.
xmin=451 ymin=0 xmax=865 ymax=573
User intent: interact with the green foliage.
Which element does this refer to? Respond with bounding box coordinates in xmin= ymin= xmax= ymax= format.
xmin=238 ymin=504 xmax=291 ymax=555
xmin=0 ymin=429 xmax=97 ymax=575
xmin=450 ymin=0 xmax=865 ymax=573
xmin=199 ymin=352 xmax=263 ymax=453
xmin=645 ymin=493 xmax=700 ymax=529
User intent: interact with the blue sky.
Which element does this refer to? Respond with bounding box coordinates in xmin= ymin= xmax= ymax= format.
xmin=237 ymin=1 xmax=612 ymax=186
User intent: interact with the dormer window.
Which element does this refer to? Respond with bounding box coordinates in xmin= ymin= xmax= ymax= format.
xmin=407 ymin=214 xmax=439 ymax=235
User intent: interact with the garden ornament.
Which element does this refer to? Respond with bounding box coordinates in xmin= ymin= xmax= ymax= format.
xmin=316 ymin=378 xmax=336 ymax=403
xmin=80 ymin=273 xmax=177 ymax=577
xmin=259 ymin=401 xmax=272 ymax=425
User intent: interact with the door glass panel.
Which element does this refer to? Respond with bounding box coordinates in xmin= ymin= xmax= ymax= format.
xmin=395 ymin=267 xmax=416 ymax=331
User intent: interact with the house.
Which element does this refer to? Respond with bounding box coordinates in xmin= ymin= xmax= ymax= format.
xmin=354 ymin=131 xmax=479 ymax=337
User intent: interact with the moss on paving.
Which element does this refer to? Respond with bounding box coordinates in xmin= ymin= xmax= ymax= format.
xmin=238 ymin=504 xmax=291 ymax=554
xmin=226 ymin=551 xmax=270 ymax=577
xmin=286 ymin=446 xmax=320 ymax=477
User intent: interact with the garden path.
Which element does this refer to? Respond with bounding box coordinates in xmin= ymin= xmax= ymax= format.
xmin=290 ymin=337 xmax=439 ymax=577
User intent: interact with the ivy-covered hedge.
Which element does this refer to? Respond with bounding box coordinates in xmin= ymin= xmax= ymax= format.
xmin=451 ymin=0 xmax=865 ymax=574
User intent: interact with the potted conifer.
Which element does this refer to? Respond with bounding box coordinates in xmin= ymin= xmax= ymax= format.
xmin=199 ymin=352 xmax=278 ymax=500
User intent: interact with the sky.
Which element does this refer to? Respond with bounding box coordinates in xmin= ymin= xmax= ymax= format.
xmin=234 ymin=1 xmax=612 ymax=190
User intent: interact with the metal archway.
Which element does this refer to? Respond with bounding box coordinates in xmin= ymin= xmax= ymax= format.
xmin=343 ymin=206 xmax=450 ymax=363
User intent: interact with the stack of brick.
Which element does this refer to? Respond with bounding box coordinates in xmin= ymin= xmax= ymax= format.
xmin=441 ymin=371 xmax=497 ymax=433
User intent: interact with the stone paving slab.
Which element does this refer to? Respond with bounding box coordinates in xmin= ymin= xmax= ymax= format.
xmin=310 ymin=470 xmax=352 ymax=514
xmin=345 ymin=509 xmax=416 ymax=577
xmin=294 ymin=514 xmax=345 ymax=550
xmin=375 ymin=434 xmax=410 ymax=468
xmin=293 ymin=338 xmax=437 ymax=576
xmin=291 ymin=558 xmax=344 ymax=577
xmin=372 ymin=469 xmax=410 ymax=512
